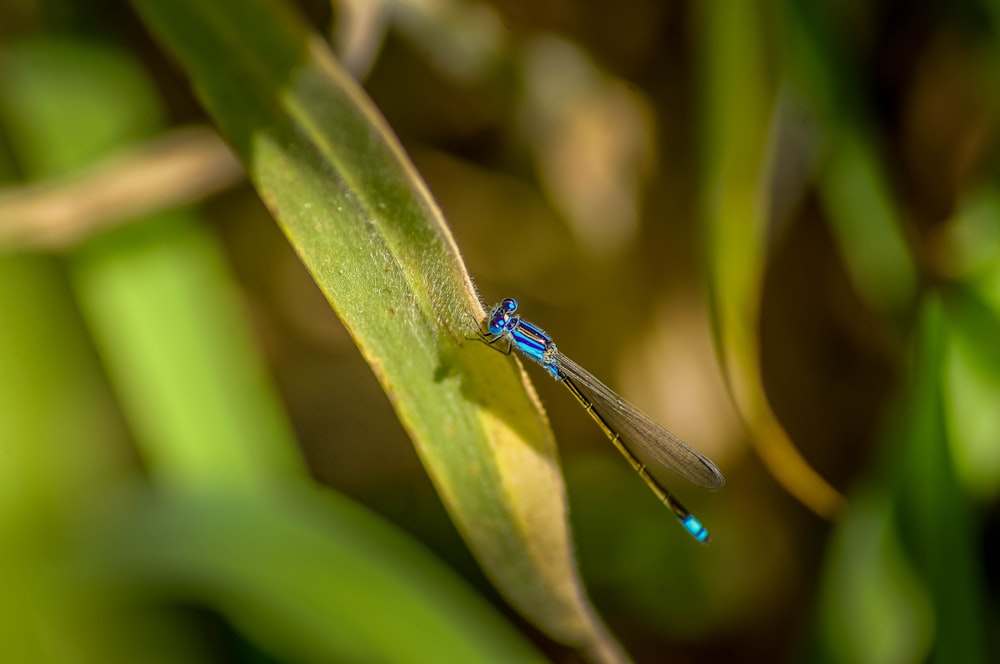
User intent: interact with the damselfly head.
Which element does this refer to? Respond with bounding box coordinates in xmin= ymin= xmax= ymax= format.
xmin=488 ymin=298 xmax=520 ymax=335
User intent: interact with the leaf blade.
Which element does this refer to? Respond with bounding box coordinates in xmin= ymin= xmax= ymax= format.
xmin=128 ymin=0 xmax=622 ymax=657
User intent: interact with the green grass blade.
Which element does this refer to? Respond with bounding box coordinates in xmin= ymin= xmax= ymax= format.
xmin=901 ymin=299 xmax=987 ymax=664
xmin=696 ymin=1 xmax=845 ymax=521
xmin=127 ymin=0 xmax=621 ymax=657
xmin=1 ymin=35 xmax=551 ymax=661
xmin=72 ymin=213 xmax=307 ymax=491
xmin=98 ymin=485 xmax=548 ymax=664
xmin=777 ymin=0 xmax=918 ymax=314
xmin=816 ymin=299 xmax=989 ymax=663
xmin=0 ymin=37 xmax=209 ymax=664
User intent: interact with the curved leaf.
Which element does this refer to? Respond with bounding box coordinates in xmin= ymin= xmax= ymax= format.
xmin=127 ymin=0 xmax=622 ymax=658
xmin=696 ymin=1 xmax=845 ymax=520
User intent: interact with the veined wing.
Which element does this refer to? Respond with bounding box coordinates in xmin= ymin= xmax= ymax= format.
xmin=555 ymin=351 xmax=725 ymax=490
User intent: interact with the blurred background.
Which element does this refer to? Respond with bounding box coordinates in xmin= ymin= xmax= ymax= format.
xmin=1 ymin=0 xmax=999 ymax=662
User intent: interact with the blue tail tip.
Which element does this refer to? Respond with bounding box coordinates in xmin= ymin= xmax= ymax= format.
xmin=682 ymin=515 xmax=710 ymax=543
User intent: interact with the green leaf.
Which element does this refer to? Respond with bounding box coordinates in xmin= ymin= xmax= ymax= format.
xmin=72 ymin=214 xmax=306 ymax=491
xmin=777 ymin=0 xmax=917 ymax=314
xmin=96 ymin=485 xmax=547 ymax=664
xmin=818 ymin=132 xmax=917 ymax=314
xmin=1 ymin=35 xmax=550 ymax=662
xmin=814 ymin=298 xmax=989 ymax=664
xmin=897 ymin=299 xmax=987 ymax=664
xmin=941 ymin=189 xmax=1000 ymax=499
xmin=0 ymin=38 xmax=204 ymax=664
xmin=817 ymin=488 xmax=934 ymax=664
xmin=127 ymin=0 xmax=621 ymax=657
xmin=696 ymin=0 xmax=845 ymax=520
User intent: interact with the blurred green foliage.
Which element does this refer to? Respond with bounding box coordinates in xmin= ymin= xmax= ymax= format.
xmin=1 ymin=0 xmax=998 ymax=663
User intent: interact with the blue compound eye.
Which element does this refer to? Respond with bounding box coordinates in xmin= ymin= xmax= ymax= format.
xmin=501 ymin=298 xmax=518 ymax=313
xmin=488 ymin=312 xmax=507 ymax=335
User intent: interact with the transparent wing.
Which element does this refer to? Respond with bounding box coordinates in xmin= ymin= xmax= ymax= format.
xmin=555 ymin=351 xmax=725 ymax=489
